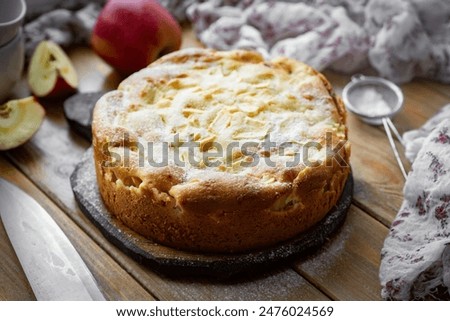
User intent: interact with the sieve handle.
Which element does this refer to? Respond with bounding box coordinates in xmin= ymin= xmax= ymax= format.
xmin=382 ymin=117 xmax=408 ymax=180
xmin=386 ymin=117 xmax=406 ymax=146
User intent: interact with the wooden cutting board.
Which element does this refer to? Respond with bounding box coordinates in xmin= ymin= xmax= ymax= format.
xmin=71 ymin=148 xmax=353 ymax=278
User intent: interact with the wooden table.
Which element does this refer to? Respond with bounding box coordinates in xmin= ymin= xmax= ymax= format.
xmin=1 ymin=28 xmax=449 ymax=301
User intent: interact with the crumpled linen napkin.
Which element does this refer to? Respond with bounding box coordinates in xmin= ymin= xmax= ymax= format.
xmin=187 ymin=0 xmax=450 ymax=84
xmin=379 ymin=116 xmax=450 ymax=300
xmin=403 ymin=104 xmax=450 ymax=163
xmin=24 ymin=1 xmax=105 ymax=60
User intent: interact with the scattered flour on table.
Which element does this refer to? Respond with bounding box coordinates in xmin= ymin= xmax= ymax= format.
xmin=298 ymin=222 xmax=350 ymax=275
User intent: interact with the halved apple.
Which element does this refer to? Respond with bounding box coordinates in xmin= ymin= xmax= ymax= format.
xmin=28 ymin=41 xmax=78 ymax=98
xmin=0 ymin=97 xmax=45 ymax=150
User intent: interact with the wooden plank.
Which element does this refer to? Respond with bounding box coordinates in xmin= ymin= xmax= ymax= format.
xmin=147 ymin=268 xmax=328 ymax=301
xmin=346 ymin=115 xmax=406 ymax=225
xmin=0 ymin=202 xmax=36 ymax=300
xmin=396 ymin=81 xmax=450 ymax=132
xmin=0 ymin=158 xmax=37 ymax=300
xmin=418 ymin=79 xmax=450 ymax=100
xmin=295 ymin=206 xmax=388 ymax=300
xmin=181 ymin=23 xmax=204 ymax=49
xmin=68 ymin=47 xmax=122 ymax=92
xmin=0 ymin=156 xmax=155 ymax=301
xmin=0 ymin=223 xmax=36 ymax=300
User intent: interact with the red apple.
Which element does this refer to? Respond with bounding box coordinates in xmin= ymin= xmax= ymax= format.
xmin=91 ymin=0 xmax=182 ymax=75
xmin=0 ymin=97 xmax=45 ymax=150
xmin=28 ymin=41 xmax=78 ymax=98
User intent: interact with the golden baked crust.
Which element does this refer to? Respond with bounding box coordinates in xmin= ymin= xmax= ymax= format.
xmin=92 ymin=48 xmax=350 ymax=253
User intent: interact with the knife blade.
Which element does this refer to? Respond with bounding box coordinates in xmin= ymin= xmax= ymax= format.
xmin=0 ymin=178 xmax=105 ymax=301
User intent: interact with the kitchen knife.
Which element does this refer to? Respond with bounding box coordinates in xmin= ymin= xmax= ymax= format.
xmin=0 ymin=178 xmax=105 ymax=301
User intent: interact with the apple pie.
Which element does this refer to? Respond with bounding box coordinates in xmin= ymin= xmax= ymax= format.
xmin=92 ymin=48 xmax=350 ymax=253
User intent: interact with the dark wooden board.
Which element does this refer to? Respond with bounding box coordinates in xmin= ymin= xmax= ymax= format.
xmin=71 ymin=148 xmax=353 ymax=279
xmin=63 ymin=91 xmax=105 ymax=141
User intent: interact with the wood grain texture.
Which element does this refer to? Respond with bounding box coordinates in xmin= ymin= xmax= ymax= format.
xmin=420 ymin=80 xmax=450 ymax=100
xmin=0 ymin=220 xmax=36 ymax=300
xmin=148 ymin=268 xmax=329 ymax=301
xmin=295 ymin=206 xmax=388 ymax=301
xmin=181 ymin=24 xmax=204 ymax=49
xmin=0 ymin=162 xmax=36 ymax=301
xmin=0 ymin=157 xmax=155 ymax=301
xmin=346 ymin=114 xmax=406 ymax=225
xmin=0 ymin=160 xmax=37 ymax=300
xmin=2 ymin=25 xmax=449 ymax=301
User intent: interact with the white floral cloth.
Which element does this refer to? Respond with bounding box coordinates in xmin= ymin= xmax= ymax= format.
xmin=380 ymin=116 xmax=450 ymax=300
xmin=187 ymin=0 xmax=450 ymax=84
xmin=403 ymin=104 xmax=450 ymax=163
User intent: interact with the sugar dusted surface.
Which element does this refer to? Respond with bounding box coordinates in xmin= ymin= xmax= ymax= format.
xmin=96 ymin=49 xmax=346 ymax=179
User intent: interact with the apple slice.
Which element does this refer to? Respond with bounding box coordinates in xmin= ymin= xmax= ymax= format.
xmin=0 ymin=97 xmax=45 ymax=150
xmin=28 ymin=41 xmax=78 ymax=98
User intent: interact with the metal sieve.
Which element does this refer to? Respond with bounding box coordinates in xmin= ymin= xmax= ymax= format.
xmin=342 ymin=74 xmax=408 ymax=179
